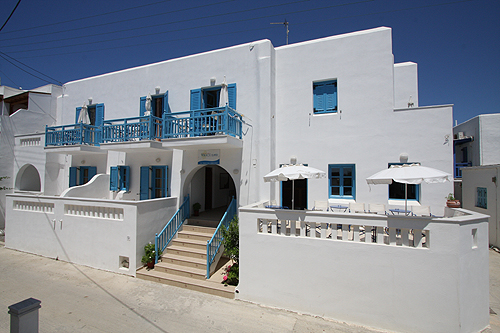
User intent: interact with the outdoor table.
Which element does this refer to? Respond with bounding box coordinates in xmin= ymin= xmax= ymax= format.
xmin=330 ymin=205 xmax=348 ymax=212
xmin=389 ymin=208 xmax=412 ymax=215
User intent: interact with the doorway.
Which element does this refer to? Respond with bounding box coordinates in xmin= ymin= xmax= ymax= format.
xmin=281 ymin=179 xmax=307 ymax=210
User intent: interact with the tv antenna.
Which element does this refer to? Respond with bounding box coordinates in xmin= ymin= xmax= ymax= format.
xmin=270 ymin=19 xmax=289 ymax=45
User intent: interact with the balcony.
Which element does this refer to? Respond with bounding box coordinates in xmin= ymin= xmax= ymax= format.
xmin=454 ymin=162 xmax=471 ymax=178
xmin=45 ymin=106 xmax=243 ymax=148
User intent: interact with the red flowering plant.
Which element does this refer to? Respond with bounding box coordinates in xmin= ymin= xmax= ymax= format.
xmin=221 ymin=217 xmax=239 ymax=286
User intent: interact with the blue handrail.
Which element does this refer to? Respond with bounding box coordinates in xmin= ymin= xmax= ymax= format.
xmin=102 ymin=115 xmax=162 ymax=143
xmin=45 ymin=123 xmax=100 ymax=146
xmin=155 ymin=195 xmax=190 ymax=264
xmin=206 ymin=197 xmax=237 ymax=278
xmin=454 ymin=162 xmax=471 ymax=178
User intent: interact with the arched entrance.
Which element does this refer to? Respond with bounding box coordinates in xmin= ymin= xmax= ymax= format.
xmin=15 ymin=164 xmax=41 ymax=192
xmin=186 ymin=165 xmax=236 ymax=215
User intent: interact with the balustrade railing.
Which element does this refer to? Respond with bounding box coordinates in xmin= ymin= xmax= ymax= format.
xmin=102 ymin=115 xmax=162 ymax=143
xmin=45 ymin=123 xmax=99 ymax=146
xmin=206 ymin=197 xmax=237 ymax=278
xmin=454 ymin=162 xmax=471 ymax=178
xmin=155 ymin=195 xmax=190 ymax=264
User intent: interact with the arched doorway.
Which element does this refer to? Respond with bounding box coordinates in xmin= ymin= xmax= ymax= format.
xmin=15 ymin=164 xmax=41 ymax=192
xmin=186 ymin=165 xmax=236 ymax=215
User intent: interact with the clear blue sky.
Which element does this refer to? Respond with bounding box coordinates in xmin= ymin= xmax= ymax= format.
xmin=0 ymin=0 xmax=498 ymax=124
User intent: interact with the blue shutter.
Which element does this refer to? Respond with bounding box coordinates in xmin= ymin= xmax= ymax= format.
xmin=75 ymin=107 xmax=82 ymax=124
xmin=163 ymin=91 xmax=169 ymax=114
xmin=190 ymin=89 xmax=202 ymax=110
xmin=110 ymin=166 xmax=118 ymax=191
xmin=140 ymin=166 xmax=150 ymax=200
xmin=69 ymin=167 xmax=78 ymax=187
xmin=164 ymin=165 xmax=169 ymax=197
xmin=140 ymin=96 xmax=146 ymax=116
xmin=120 ymin=166 xmax=131 ymax=191
xmin=228 ymin=83 xmax=236 ymax=109
xmin=89 ymin=166 xmax=97 ymax=181
xmin=325 ymin=82 xmax=337 ymax=112
xmin=95 ymin=104 xmax=105 ymax=127
xmin=313 ymin=84 xmax=325 ymax=112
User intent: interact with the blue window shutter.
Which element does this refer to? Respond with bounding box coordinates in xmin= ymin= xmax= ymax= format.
xmin=325 ymin=82 xmax=337 ymax=112
xmin=228 ymin=83 xmax=236 ymax=109
xmin=89 ymin=166 xmax=97 ymax=181
xmin=140 ymin=166 xmax=150 ymax=200
xmin=165 ymin=165 xmax=169 ymax=197
xmin=110 ymin=166 xmax=118 ymax=191
xmin=190 ymin=89 xmax=202 ymax=110
xmin=95 ymin=104 xmax=105 ymax=127
xmin=140 ymin=96 xmax=146 ymax=116
xmin=163 ymin=91 xmax=169 ymax=114
xmin=313 ymin=84 xmax=325 ymax=112
xmin=75 ymin=107 xmax=82 ymax=124
xmin=69 ymin=167 xmax=77 ymax=187
xmin=120 ymin=166 xmax=131 ymax=191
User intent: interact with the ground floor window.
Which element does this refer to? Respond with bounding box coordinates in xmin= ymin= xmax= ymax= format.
xmin=329 ymin=164 xmax=355 ymax=199
xmin=388 ymin=163 xmax=420 ymax=201
xmin=110 ymin=166 xmax=130 ymax=192
xmin=140 ymin=165 xmax=168 ymax=200
xmin=476 ymin=187 xmax=487 ymax=209
xmin=69 ymin=166 xmax=96 ymax=187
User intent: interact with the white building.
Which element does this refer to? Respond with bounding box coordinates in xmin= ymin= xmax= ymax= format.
xmin=3 ymin=27 xmax=489 ymax=332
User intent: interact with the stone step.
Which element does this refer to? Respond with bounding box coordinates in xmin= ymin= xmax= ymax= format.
xmin=166 ymin=245 xmax=207 ymax=260
xmin=177 ymin=230 xmax=213 ymax=242
xmin=182 ymin=224 xmax=216 ymax=234
xmin=170 ymin=237 xmax=207 ymax=251
xmin=161 ymin=253 xmax=205 ymax=270
xmin=154 ymin=262 xmax=206 ymax=280
xmin=137 ymin=268 xmax=235 ymax=299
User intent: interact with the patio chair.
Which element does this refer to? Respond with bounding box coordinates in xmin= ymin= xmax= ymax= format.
xmin=411 ymin=206 xmax=433 ymax=217
xmin=312 ymin=200 xmax=329 ymax=211
xmin=349 ymin=202 xmax=365 ymax=213
xmin=368 ymin=203 xmax=387 ymax=215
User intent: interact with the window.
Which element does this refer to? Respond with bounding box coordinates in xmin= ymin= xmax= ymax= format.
xmin=476 ymin=187 xmax=487 ymax=209
xmin=329 ymin=164 xmax=355 ymax=199
xmin=313 ymin=80 xmax=337 ymax=114
xmin=110 ymin=166 xmax=130 ymax=192
xmin=140 ymin=91 xmax=169 ymax=117
xmin=388 ymin=163 xmax=420 ymax=201
xmin=69 ymin=166 xmax=97 ymax=187
xmin=140 ymin=165 xmax=169 ymax=200
xmin=190 ymin=83 xmax=237 ymax=110
xmin=75 ymin=103 xmax=104 ymax=126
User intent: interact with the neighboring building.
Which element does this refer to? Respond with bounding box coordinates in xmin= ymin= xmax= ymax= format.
xmin=0 ymin=84 xmax=62 ymax=229
xmin=453 ymin=113 xmax=500 ymax=202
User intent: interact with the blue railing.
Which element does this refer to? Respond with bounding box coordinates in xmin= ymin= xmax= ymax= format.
xmin=45 ymin=123 xmax=100 ymax=146
xmin=102 ymin=115 xmax=162 ymax=143
xmin=45 ymin=106 xmax=242 ymax=146
xmin=206 ymin=197 xmax=237 ymax=278
xmin=155 ymin=195 xmax=190 ymax=264
xmin=455 ymin=162 xmax=471 ymax=178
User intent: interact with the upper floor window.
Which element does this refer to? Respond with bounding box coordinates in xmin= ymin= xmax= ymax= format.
xmin=75 ymin=103 xmax=104 ymax=126
xmin=329 ymin=164 xmax=355 ymax=199
xmin=313 ymin=80 xmax=337 ymax=114
xmin=140 ymin=91 xmax=169 ymax=117
xmin=476 ymin=187 xmax=487 ymax=209
xmin=190 ymin=83 xmax=237 ymax=110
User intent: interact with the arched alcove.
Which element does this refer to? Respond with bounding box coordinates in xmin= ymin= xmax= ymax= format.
xmin=16 ymin=164 xmax=41 ymax=192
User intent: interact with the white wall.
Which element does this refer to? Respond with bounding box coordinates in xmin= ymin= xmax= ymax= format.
xmin=394 ymin=62 xmax=418 ymax=109
xmin=238 ymin=206 xmax=490 ymax=333
xmin=462 ymin=165 xmax=500 ymax=247
xmin=478 ymin=114 xmax=500 ymax=165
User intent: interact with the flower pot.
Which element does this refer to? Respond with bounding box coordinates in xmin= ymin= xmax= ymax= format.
xmin=446 ymin=200 xmax=461 ymax=208
xmin=146 ymin=261 xmax=155 ymax=269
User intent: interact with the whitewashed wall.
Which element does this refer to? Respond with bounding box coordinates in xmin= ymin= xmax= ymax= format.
xmin=5 ymin=194 xmax=177 ymax=276
xmin=394 ymin=62 xmax=418 ymax=109
xmin=238 ymin=206 xmax=489 ymax=333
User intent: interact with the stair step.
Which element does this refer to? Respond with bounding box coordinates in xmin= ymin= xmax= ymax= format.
xmin=154 ymin=262 xmax=206 ymax=280
xmin=170 ymin=238 xmax=207 ymax=251
xmin=182 ymin=224 xmax=216 ymax=234
xmin=177 ymin=230 xmax=213 ymax=242
xmin=137 ymin=268 xmax=235 ymax=299
xmin=166 ymin=245 xmax=207 ymax=260
xmin=161 ymin=254 xmax=205 ymax=270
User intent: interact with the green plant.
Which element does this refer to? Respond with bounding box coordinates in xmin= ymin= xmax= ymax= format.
xmin=222 ymin=263 xmax=239 ymax=286
xmin=193 ymin=202 xmax=201 ymax=211
xmin=221 ymin=216 xmax=239 ymax=286
xmin=446 ymin=193 xmax=456 ymax=201
xmin=141 ymin=242 xmax=162 ymax=264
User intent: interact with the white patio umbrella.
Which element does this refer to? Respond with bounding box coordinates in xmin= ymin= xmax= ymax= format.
xmin=366 ymin=163 xmax=452 ymax=215
xmin=144 ymin=93 xmax=152 ymax=116
xmin=77 ymin=103 xmax=90 ymax=124
xmin=264 ymin=164 xmax=326 ymax=210
xmin=219 ymin=75 xmax=228 ymax=107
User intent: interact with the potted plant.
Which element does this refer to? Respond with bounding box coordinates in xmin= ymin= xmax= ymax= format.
xmin=446 ymin=193 xmax=461 ymax=208
xmin=193 ymin=202 xmax=201 ymax=216
xmin=141 ymin=242 xmax=162 ymax=269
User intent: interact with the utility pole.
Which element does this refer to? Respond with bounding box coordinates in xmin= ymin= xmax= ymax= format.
xmin=270 ymin=19 xmax=289 ymax=45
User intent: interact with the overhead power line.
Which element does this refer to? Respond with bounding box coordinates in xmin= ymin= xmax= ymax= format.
xmin=0 ymin=51 xmax=62 ymax=84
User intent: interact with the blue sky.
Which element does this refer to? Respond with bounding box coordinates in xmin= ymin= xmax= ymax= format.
xmin=0 ymin=0 xmax=498 ymax=124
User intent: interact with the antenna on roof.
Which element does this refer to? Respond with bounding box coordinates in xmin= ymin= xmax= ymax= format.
xmin=270 ymin=19 xmax=289 ymax=45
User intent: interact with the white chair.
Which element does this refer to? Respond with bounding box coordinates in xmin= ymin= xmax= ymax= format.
xmin=411 ymin=206 xmax=432 ymax=217
xmin=349 ymin=202 xmax=365 ymax=213
xmin=368 ymin=203 xmax=387 ymax=215
xmin=312 ymin=201 xmax=329 ymax=211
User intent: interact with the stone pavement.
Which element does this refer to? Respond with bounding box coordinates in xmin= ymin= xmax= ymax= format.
xmin=0 ymin=243 xmax=499 ymax=332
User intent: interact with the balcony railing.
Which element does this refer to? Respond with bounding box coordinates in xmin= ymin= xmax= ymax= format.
xmin=45 ymin=106 xmax=242 ymax=147
xmin=454 ymin=162 xmax=471 ymax=178
xmin=45 ymin=123 xmax=100 ymax=146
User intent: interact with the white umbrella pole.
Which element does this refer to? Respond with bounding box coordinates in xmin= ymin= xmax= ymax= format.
xmin=292 ymin=180 xmax=295 ymax=210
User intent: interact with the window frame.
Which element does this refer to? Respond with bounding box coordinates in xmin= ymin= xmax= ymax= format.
xmin=328 ymin=164 xmax=355 ymax=200
xmin=387 ymin=163 xmax=420 ymax=202
xmin=110 ymin=166 xmax=130 ymax=192
xmin=476 ymin=187 xmax=487 ymax=209
xmin=313 ymin=79 xmax=338 ymax=114
xmin=140 ymin=165 xmax=169 ymax=200
xmin=69 ymin=166 xmax=96 ymax=187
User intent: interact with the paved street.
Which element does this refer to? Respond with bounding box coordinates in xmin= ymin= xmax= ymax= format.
xmin=1 ymin=242 xmax=499 ymax=332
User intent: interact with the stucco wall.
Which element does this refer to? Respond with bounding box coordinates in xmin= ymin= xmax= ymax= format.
xmin=394 ymin=62 xmax=418 ymax=109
